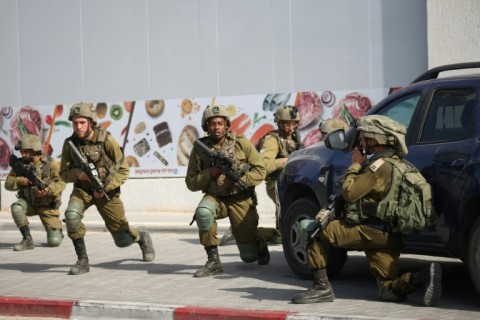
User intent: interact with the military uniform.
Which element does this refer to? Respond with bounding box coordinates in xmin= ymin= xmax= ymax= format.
xmin=306 ymin=154 xmax=415 ymax=296
xmin=186 ymin=112 xmax=271 ymax=277
xmin=259 ymin=130 xmax=300 ymax=239
xmin=5 ymin=153 xmax=65 ymax=249
xmin=60 ymin=128 xmax=137 ymax=241
xmin=186 ymin=131 xmax=266 ymax=247
xmin=60 ymin=102 xmax=155 ymax=275
xmin=292 ymin=114 xmax=442 ymax=306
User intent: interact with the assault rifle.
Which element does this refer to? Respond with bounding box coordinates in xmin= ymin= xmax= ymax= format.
xmin=8 ymin=155 xmax=47 ymax=190
xmin=68 ymin=140 xmax=110 ymax=200
xmin=310 ymin=195 xmax=337 ymax=239
xmin=194 ymin=139 xmax=249 ymax=192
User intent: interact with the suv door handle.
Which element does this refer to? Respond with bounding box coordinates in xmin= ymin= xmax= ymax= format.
xmin=450 ymin=158 xmax=466 ymax=168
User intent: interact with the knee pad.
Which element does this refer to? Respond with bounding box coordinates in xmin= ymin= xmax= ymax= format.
xmin=112 ymin=231 xmax=135 ymax=247
xmin=195 ymin=199 xmax=216 ymax=231
xmin=11 ymin=199 xmax=27 ymax=226
xmin=237 ymin=242 xmax=258 ymax=263
xmin=47 ymin=229 xmax=64 ymax=247
xmin=298 ymin=218 xmax=318 ymax=244
xmin=64 ymin=201 xmax=84 ymax=233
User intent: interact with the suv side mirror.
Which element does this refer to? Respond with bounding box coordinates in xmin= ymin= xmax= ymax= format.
xmin=324 ymin=129 xmax=347 ymax=150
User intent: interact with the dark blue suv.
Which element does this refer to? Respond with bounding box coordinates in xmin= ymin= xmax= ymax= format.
xmin=276 ymin=62 xmax=480 ymax=296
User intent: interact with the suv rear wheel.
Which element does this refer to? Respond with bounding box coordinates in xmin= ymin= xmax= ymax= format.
xmin=281 ymin=197 xmax=347 ymax=279
xmin=468 ymin=218 xmax=480 ymax=296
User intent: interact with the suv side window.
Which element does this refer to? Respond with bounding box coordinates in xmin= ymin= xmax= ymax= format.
xmin=420 ymin=89 xmax=476 ymax=143
xmin=376 ymin=92 xmax=421 ymax=128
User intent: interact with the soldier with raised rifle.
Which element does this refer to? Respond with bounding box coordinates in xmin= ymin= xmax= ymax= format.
xmin=59 ymin=102 xmax=155 ymax=275
xmin=185 ymin=105 xmax=269 ymax=277
xmin=5 ymin=134 xmax=65 ymax=251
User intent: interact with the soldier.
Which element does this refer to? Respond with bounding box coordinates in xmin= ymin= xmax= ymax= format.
xmin=60 ymin=102 xmax=155 ymax=275
xmin=257 ymin=105 xmax=303 ymax=244
xmin=185 ymin=105 xmax=269 ymax=277
xmin=319 ymin=118 xmax=349 ymax=138
xmin=291 ymin=115 xmax=442 ymax=306
xmin=5 ymin=134 xmax=65 ymax=251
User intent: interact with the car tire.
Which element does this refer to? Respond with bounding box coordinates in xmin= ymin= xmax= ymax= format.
xmin=468 ymin=218 xmax=480 ymax=296
xmin=281 ymin=197 xmax=347 ymax=280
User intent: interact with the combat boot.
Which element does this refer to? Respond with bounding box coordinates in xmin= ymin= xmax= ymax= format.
xmin=376 ymin=278 xmax=406 ymax=302
xmin=291 ymin=268 xmax=335 ymax=304
xmin=14 ymin=226 xmax=34 ymax=251
xmin=69 ymin=238 xmax=89 ymax=275
xmin=194 ymin=246 xmax=223 ymax=278
xmin=411 ymin=262 xmax=442 ymax=306
xmin=138 ymin=231 xmax=155 ymax=262
xmin=257 ymin=238 xmax=270 ymax=265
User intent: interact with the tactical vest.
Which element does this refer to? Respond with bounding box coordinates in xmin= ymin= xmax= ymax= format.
xmin=260 ymin=130 xmax=299 ymax=181
xmin=68 ymin=127 xmax=119 ymax=191
xmin=344 ymin=155 xmax=435 ymax=234
xmin=201 ymin=132 xmax=249 ymax=197
xmin=343 ymin=153 xmax=397 ymax=226
xmin=19 ymin=155 xmax=58 ymax=208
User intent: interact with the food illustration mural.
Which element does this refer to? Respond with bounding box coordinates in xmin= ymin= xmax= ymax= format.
xmin=331 ymin=92 xmax=373 ymax=125
xmin=110 ymin=104 xmax=123 ymax=120
xmin=145 ymin=100 xmax=165 ymax=117
xmin=9 ymin=106 xmax=43 ymax=147
xmin=153 ymin=122 xmax=172 ymax=148
xmin=133 ymin=138 xmax=151 ymax=157
xmin=177 ymin=125 xmax=199 ymax=166
xmin=96 ymin=103 xmax=108 ymax=119
xmin=2 ymin=106 xmax=13 ymax=119
xmin=295 ymin=92 xmax=323 ymax=129
xmin=0 ymin=137 xmax=11 ymax=169
xmin=0 ymin=89 xmax=386 ymax=178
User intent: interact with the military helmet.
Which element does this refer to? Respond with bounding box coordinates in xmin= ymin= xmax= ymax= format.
xmin=201 ymin=105 xmax=231 ymax=132
xmin=15 ymin=134 xmax=42 ymax=152
xmin=319 ymin=118 xmax=349 ymax=134
xmin=274 ymin=105 xmax=300 ymax=122
xmin=356 ymin=115 xmax=408 ymax=157
xmin=68 ymin=102 xmax=97 ymax=123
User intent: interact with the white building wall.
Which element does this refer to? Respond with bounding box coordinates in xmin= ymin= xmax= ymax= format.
xmin=427 ymin=0 xmax=480 ymax=68
xmin=1 ymin=0 xmax=480 ymax=214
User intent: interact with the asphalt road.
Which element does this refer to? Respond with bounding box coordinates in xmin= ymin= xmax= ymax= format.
xmin=0 ymin=227 xmax=479 ymax=319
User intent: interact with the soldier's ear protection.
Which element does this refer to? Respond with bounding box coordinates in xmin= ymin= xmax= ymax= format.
xmin=14 ymin=141 xmax=22 ymax=151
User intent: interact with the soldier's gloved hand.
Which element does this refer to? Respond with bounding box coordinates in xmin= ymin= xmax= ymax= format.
xmin=76 ymin=169 xmax=91 ymax=182
xmin=316 ymin=208 xmax=333 ymax=229
xmin=209 ymin=166 xmax=223 ymax=179
xmin=36 ymin=188 xmax=49 ymax=197
xmin=93 ymin=190 xmax=104 ymax=199
xmin=17 ymin=177 xmax=31 ymax=186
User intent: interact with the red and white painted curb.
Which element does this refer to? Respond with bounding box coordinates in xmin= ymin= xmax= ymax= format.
xmin=0 ymin=296 xmax=346 ymax=320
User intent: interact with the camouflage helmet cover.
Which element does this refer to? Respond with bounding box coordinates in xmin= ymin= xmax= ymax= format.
xmin=274 ymin=105 xmax=300 ymax=122
xmin=319 ymin=118 xmax=349 ymax=134
xmin=201 ymin=105 xmax=231 ymax=132
xmin=356 ymin=114 xmax=408 ymax=157
xmin=68 ymin=102 xmax=97 ymax=123
xmin=15 ymin=134 xmax=42 ymax=152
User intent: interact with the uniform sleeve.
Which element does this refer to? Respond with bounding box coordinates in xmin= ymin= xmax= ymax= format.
xmin=4 ymin=170 xmax=21 ymax=191
xmin=59 ymin=140 xmax=79 ymax=183
xmin=185 ymin=145 xmax=214 ymax=192
xmin=260 ymin=135 xmax=284 ymax=175
xmin=239 ymin=136 xmax=266 ymax=187
xmin=47 ymin=159 xmax=66 ymax=197
xmin=342 ymin=160 xmax=392 ymax=203
xmin=102 ymin=134 xmax=129 ymax=191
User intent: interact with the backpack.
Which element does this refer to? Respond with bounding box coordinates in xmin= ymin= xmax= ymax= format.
xmin=375 ymin=158 xmax=436 ymax=234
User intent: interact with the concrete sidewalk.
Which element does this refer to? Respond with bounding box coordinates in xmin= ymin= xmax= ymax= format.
xmin=0 ymin=212 xmax=479 ymax=320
